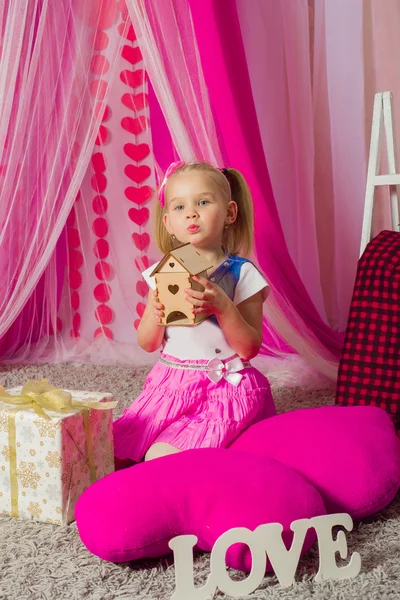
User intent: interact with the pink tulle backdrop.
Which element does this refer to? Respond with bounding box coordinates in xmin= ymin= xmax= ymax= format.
xmin=0 ymin=0 xmax=398 ymax=384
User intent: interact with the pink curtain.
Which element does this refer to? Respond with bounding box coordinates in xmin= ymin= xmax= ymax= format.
xmin=236 ymin=0 xmax=326 ymax=320
xmin=237 ymin=0 xmax=400 ymax=331
xmin=128 ymin=0 xmax=343 ymax=380
xmin=1 ymin=0 xmax=399 ymax=383
xmin=0 ymin=0 xmax=129 ymax=361
xmin=314 ymin=0 xmax=400 ymax=329
xmin=314 ymin=0 xmax=367 ymax=330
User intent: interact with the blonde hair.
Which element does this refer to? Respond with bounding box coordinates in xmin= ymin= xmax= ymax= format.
xmin=152 ymin=162 xmax=254 ymax=257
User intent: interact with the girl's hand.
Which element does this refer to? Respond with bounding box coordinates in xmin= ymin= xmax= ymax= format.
xmin=152 ymin=288 xmax=165 ymax=325
xmin=185 ymin=275 xmax=232 ymax=317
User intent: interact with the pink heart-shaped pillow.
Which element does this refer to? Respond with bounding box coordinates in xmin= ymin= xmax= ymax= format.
xmin=230 ymin=406 xmax=400 ymax=519
xmin=75 ymin=448 xmax=326 ymax=571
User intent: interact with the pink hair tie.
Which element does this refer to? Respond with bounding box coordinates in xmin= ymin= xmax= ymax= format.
xmin=157 ymin=160 xmax=186 ymax=208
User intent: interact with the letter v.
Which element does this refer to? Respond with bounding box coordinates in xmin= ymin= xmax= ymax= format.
xmin=254 ymin=519 xmax=311 ymax=588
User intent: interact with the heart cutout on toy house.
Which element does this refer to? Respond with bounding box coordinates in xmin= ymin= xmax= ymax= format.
xmin=148 ymin=243 xmax=214 ymax=327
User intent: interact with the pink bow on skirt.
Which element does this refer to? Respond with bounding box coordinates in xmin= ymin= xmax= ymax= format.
xmin=206 ymin=357 xmax=244 ymax=386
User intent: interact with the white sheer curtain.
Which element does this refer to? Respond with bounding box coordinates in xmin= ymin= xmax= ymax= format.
xmin=2 ymin=0 xmax=399 ymax=379
xmin=126 ymin=0 xmax=343 ymax=384
xmin=127 ymin=0 xmax=222 ymax=170
xmin=236 ymin=0 xmax=327 ymax=322
xmin=0 ymin=0 xmax=127 ymax=359
xmin=238 ymin=0 xmax=400 ymax=330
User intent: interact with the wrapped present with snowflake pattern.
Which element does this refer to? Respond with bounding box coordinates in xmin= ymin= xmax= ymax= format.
xmin=0 ymin=380 xmax=117 ymax=525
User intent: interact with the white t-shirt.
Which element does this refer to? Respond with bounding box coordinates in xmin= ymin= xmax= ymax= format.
xmin=141 ymin=260 xmax=269 ymax=360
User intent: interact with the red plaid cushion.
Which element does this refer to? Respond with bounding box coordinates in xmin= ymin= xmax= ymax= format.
xmin=336 ymin=230 xmax=400 ymax=432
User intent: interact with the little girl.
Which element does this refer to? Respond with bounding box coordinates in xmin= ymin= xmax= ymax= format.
xmin=113 ymin=161 xmax=276 ymax=464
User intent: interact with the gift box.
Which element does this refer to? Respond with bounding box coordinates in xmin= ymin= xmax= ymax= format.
xmin=0 ymin=380 xmax=117 ymax=525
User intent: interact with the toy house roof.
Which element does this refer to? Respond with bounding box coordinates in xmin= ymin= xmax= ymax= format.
xmin=150 ymin=243 xmax=214 ymax=277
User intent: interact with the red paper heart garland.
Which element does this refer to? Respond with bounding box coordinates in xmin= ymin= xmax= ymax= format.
xmin=119 ymin=26 xmax=154 ymax=329
xmin=121 ymin=93 xmax=148 ymax=113
xmin=136 ymin=302 xmax=146 ymax=318
xmin=121 ymin=45 xmax=143 ymax=66
xmin=120 ymin=69 xmax=144 ymax=89
xmin=132 ymin=232 xmax=150 ymax=251
xmin=124 ymin=164 xmax=151 ymax=184
xmin=121 ymin=116 xmax=148 ymax=135
xmin=128 ymin=207 xmax=149 ymax=226
xmin=118 ymin=22 xmax=136 ymax=42
xmin=136 ymin=281 xmax=149 ymax=297
xmin=134 ymin=255 xmax=149 ymax=272
xmin=123 ymin=143 xmax=150 ymax=162
xmin=124 ymin=186 xmax=153 ymax=205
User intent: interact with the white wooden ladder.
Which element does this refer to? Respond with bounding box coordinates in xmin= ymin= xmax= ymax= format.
xmin=360 ymin=91 xmax=400 ymax=256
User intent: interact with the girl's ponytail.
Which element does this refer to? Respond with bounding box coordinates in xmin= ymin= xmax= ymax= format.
xmin=223 ymin=168 xmax=254 ymax=257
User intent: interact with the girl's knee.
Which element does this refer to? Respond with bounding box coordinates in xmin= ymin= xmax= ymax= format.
xmin=144 ymin=442 xmax=182 ymax=461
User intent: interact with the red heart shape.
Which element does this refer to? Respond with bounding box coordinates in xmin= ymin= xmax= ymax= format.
xmin=134 ymin=255 xmax=149 ymax=271
xmin=132 ymin=232 xmax=150 ymax=251
xmin=125 ymin=186 xmax=153 ymax=205
xmin=136 ymin=302 xmax=146 ymax=318
xmin=125 ymin=164 xmax=151 ymax=184
xmin=94 ymin=326 xmax=113 ymax=339
xmin=134 ymin=319 xmax=141 ymax=330
xmin=94 ymin=103 xmax=110 ymax=122
xmin=120 ymin=69 xmax=144 ymax=89
xmin=91 ymin=152 xmax=106 ymax=173
xmin=95 ymin=125 xmax=108 ymax=145
xmin=128 ymin=207 xmax=149 ymax=226
xmin=136 ymin=280 xmax=149 ymax=297
xmin=122 ymin=45 xmax=143 ymax=65
xmin=118 ymin=22 xmax=136 ymax=42
xmin=91 ymin=173 xmax=107 ymax=194
xmin=121 ymin=93 xmax=148 ymax=113
xmin=124 ymin=143 xmax=150 ymax=162
xmin=121 ymin=116 xmax=148 ymax=135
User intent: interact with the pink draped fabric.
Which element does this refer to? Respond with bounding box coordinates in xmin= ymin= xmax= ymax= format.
xmin=318 ymin=0 xmax=367 ymax=330
xmin=238 ymin=0 xmax=400 ymax=330
xmin=188 ymin=1 xmax=343 ymax=365
xmin=124 ymin=0 xmax=344 ymax=380
xmin=312 ymin=0 xmax=400 ymax=329
xmin=1 ymin=0 xmax=399 ymax=384
xmin=236 ymin=0 xmax=326 ymax=320
xmin=0 ymin=0 xmax=128 ymax=360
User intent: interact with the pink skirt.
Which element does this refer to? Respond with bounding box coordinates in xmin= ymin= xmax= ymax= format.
xmin=113 ymin=352 xmax=276 ymax=462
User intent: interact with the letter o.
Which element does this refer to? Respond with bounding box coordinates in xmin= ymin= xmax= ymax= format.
xmin=210 ymin=527 xmax=265 ymax=597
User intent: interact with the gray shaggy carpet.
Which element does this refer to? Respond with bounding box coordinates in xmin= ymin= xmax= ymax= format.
xmin=0 ymin=363 xmax=399 ymax=600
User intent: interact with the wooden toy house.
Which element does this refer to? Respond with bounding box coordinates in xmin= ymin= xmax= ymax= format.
xmin=149 ymin=243 xmax=214 ymax=326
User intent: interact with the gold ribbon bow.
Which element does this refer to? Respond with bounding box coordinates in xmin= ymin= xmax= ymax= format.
xmin=0 ymin=379 xmax=117 ymax=519
xmin=0 ymin=378 xmax=118 ymax=418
